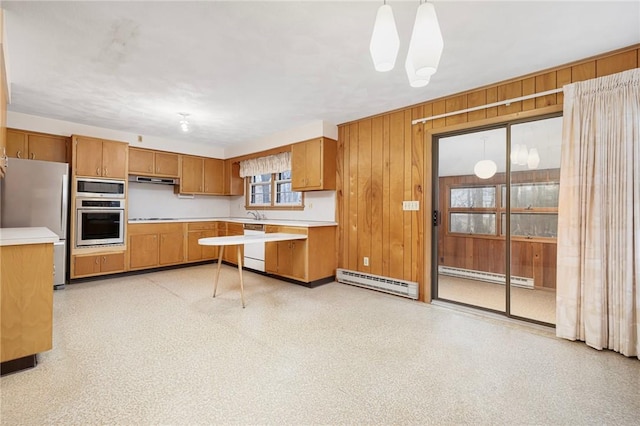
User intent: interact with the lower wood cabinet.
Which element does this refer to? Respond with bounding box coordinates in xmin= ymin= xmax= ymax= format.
xmin=265 ymin=225 xmax=336 ymax=283
xmin=219 ymin=222 xmax=244 ymax=265
xmin=128 ymin=223 xmax=184 ymax=270
xmin=72 ymin=252 xmax=125 ymax=278
xmin=186 ymin=222 xmax=218 ymax=262
xmin=1 ymin=242 xmax=53 ymax=363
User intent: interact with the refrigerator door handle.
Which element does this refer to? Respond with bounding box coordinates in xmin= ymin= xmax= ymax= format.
xmin=61 ymin=173 xmax=69 ymax=237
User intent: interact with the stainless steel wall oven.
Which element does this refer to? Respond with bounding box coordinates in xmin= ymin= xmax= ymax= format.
xmin=75 ymin=198 xmax=125 ymax=247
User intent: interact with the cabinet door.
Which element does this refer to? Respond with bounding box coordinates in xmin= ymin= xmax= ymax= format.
xmin=101 ymin=252 xmax=125 ymax=273
xmin=187 ymin=231 xmax=203 ymax=261
xmin=304 ymin=140 xmax=323 ymax=188
xmin=129 ymin=234 xmax=159 ymax=269
xmin=129 ymin=148 xmax=154 ymax=174
xmin=201 ymin=230 xmax=218 ymax=259
xmin=204 ymin=158 xmax=224 ymax=194
xmin=101 ymin=141 xmax=127 ymax=179
xmin=74 ymin=255 xmax=101 ymax=276
xmin=223 ymin=160 xmax=244 ymax=196
xmin=27 ymin=134 xmax=68 ymax=163
xmin=74 ymin=137 xmax=103 ymax=177
xmin=277 ymin=241 xmax=293 ymax=276
xmin=6 ymin=129 xmax=27 ymax=159
xmin=159 ymin=232 xmax=184 ymax=265
xmin=290 ymin=240 xmax=307 ymax=280
xmin=291 ymin=142 xmax=307 ymax=189
xmin=181 ymin=156 xmax=203 ymax=193
xmin=155 ymin=152 xmax=179 ymax=177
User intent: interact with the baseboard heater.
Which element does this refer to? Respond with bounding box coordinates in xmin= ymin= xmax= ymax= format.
xmin=438 ymin=265 xmax=534 ymax=289
xmin=336 ymin=269 xmax=418 ymax=300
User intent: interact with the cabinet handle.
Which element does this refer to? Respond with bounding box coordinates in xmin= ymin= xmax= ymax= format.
xmin=96 ymin=167 xmax=100 ymax=175
xmin=103 ymin=256 xmax=107 ymax=263
xmin=95 ymin=258 xmax=99 ymax=264
xmin=16 ymin=150 xmax=21 ymax=159
xmin=31 ymin=152 xmax=36 ymax=160
xmin=104 ymin=168 xmax=108 ymax=176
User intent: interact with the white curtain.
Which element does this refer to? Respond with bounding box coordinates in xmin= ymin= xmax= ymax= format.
xmin=556 ymin=68 xmax=640 ymax=358
xmin=239 ymin=152 xmax=291 ymax=178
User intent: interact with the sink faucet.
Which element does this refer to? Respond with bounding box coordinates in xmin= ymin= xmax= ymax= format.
xmin=247 ymin=210 xmax=261 ymax=220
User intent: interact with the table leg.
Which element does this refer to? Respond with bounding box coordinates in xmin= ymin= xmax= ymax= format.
xmin=237 ymin=245 xmax=245 ymax=308
xmin=213 ymin=245 xmax=224 ymax=298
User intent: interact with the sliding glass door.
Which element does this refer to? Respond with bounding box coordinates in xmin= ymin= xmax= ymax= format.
xmin=433 ymin=115 xmax=561 ymax=325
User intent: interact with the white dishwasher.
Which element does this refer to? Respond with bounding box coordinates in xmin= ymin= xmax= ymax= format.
xmin=243 ymin=223 xmax=265 ymax=272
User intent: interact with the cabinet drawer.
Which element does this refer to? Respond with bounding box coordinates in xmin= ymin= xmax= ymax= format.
xmin=188 ymin=222 xmax=217 ymax=231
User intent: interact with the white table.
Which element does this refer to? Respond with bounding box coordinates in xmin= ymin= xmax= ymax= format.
xmin=199 ymin=233 xmax=308 ymax=307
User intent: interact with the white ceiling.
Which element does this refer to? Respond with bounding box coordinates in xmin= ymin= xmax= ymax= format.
xmin=3 ymin=1 xmax=640 ymax=151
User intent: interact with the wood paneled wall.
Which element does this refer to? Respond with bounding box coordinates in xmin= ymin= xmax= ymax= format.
xmin=337 ymin=45 xmax=639 ymax=302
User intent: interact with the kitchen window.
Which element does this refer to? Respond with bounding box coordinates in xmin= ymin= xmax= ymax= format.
xmin=246 ymin=171 xmax=303 ymax=209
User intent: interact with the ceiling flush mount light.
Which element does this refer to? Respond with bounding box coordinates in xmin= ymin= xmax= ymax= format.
xmin=178 ymin=113 xmax=190 ymax=133
xmin=406 ymin=2 xmax=443 ymax=79
xmin=474 ymin=137 xmax=497 ymax=179
xmin=370 ymin=2 xmax=400 ymax=72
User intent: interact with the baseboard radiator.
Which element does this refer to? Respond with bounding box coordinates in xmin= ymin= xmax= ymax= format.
xmin=336 ymin=269 xmax=419 ymax=300
xmin=438 ymin=265 xmax=534 ymax=289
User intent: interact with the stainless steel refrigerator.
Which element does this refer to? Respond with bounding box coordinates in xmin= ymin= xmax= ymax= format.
xmin=1 ymin=158 xmax=69 ymax=287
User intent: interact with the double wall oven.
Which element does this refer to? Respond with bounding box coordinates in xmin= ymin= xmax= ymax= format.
xmin=75 ymin=178 xmax=126 ymax=248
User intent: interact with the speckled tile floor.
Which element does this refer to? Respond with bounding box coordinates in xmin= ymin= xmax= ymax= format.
xmin=1 ymin=264 xmax=639 ymax=425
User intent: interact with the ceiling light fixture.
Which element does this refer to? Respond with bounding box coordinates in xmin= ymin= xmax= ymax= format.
xmin=369 ymin=1 xmax=400 ymax=72
xmin=406 ymin=1 xmax=443 ymax=81
xmin=511 ymin=144 xmax=541 ymax=169
xmin=474 ymin=137 xmax=497 ymax=179
xmin=178 ymin=113 xmax=190 ymax=133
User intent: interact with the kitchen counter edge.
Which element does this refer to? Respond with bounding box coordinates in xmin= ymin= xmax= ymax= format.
xmin=0 ymin=227 xmax=60 ymax=246
xmin=128 ymin=217 xmax=338 ymax=227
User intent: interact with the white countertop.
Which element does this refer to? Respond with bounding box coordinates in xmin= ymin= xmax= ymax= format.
xmin=0 ymin=227 xmax=60 ymax=246
xmin=129 ymin=217 xmax=338 ymax=227
xmin=199 ymin=232 xmax=308 ymax=246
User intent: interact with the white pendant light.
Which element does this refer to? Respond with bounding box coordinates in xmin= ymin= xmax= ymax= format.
xmin=527 ymin=148 xmax=540 ymax=169
xmin=406 ymin=2 xmax=443 ymax=78
xmin=510 ymin=144 xmax=520 ymax=164
xmin=179 ymin=113 xmax=190 ymax=133
xmin=474 ymin=137 xmax=497 ymax=179
xmin=369 ymin=3 xmax=400 ymax=72
xmin=516 ymin=144 xmax=529 ymax=166
xmin=405 ymin=54 xmax=430 ymax=87
xmin=474 ymin=160 xmax=497 ymax=179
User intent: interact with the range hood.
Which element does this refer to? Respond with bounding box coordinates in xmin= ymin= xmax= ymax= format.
xmin=128 ymin=175 xmax=179 ymax=185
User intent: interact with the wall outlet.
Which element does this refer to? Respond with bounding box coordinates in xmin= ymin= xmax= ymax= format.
xmin=402 ymin=201 xmax=420 ymax=211
xmin=363 ymin=257 xmax=369 ymax=266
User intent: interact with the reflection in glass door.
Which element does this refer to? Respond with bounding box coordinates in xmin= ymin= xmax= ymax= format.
xmin=435 ymin=127 xmax=506 ymax=313
xmin=433 ymin=116 xmax=561 ymax=326
xmin=509 ymin=117 xmax=562 ymax=324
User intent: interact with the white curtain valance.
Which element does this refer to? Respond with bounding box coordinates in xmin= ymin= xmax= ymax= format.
xmin=239 ymin=152 xmax=291 ymax=178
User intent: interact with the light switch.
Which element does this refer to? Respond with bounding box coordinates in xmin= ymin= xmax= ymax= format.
xmin=402 ymin=201 xmax=420 ymax=211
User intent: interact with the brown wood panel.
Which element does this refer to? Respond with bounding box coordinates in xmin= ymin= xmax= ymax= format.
xmin=155 ymin=152 xmax=179 ymax=177
xmin=521 ymin=77 xmax=536 ymax=111
xmin=467 ymin=90 xmax=487 ymax=122
xmin=100 ymin=252 xmax=125 ymax=273
xmin=357 ymin=119 xmax=372 ymax=274
xmin=6 ymin=129 xmax=26 ymax=158
xmin=181 ymin=156 xmax=203 ymax=193
xmin=596 ymin=50 xmax=638 ymax=77
xmin=556 ymin=67 xmax=572 ymax=104
xmin=388 ymin=111 xmax=405 ymax=279
xmin=348 ymin=123 xmax=359 ymax=271
xmin=129 ymin=148 xmax=154 ymax=174
xmin=535 ymin=72 xmax=557 ymax=108
xmin=336 ymin=125 xmax=346 ymax=269
xmin=571 ymin=61 xmax=596 ymax=83
xmin=204 ymin=158 xmax=224 ymax=194
xmin=497 ymin=81 xmax=522 ymax=115
xmin=73 ymin=254 xmax=101 ymax=276
xmin=129 ymin=233 xmax=159 ymax=269
xmin=542 ymin=243 xmax=557 ymax=289
xmin=445 ymin=95 xmax=467 ymax=126
xmin=485 ymin=87 xmax=498 ymax=118
xmin=431 ymin=100 xmax=446 ymax=129
xmin=403 ymin=109 xmax=413 ymax=281
xmin=411 ymin=106 xmax=424 ymax=286
xmin=101 ymin=140 xmax=127 ymax=179
xmin=382 ymin=115 xmax=391 ymax=277
xmin=74 ymin=136 xmax=103 ymax=177
xmin=370 ymin=116 xmax=384 ymax=276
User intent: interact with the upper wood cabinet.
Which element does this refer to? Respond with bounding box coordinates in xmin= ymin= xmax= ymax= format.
xmin=223 ymin=159 xmax=244 ymax=196
xmin=291 ymin=137 xmax=337 ymax=191
xmin=178 ymin=155 xmax=225 ymax=195
xmin=6 ymin=129 xmax=69 ymax=163
xmin=73 ymin=135 xmax=128 ymax=179
xmin=129 ymin=147 xmax=179 ymax=177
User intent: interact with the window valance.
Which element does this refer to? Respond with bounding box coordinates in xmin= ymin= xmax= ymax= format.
xmin=239 ymin=152 xmax=291 ymax=178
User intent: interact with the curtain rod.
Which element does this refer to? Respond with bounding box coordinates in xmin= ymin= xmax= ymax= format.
xmin=411 ymin=88 xmax=564 ymax=125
